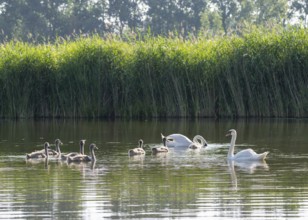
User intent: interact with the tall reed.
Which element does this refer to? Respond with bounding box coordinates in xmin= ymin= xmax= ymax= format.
xmin=0 ymin=29 xmax=307 ymax=118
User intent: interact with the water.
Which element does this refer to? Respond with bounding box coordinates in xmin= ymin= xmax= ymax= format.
xmin=0 ymin=119 xmax=308 ymax=219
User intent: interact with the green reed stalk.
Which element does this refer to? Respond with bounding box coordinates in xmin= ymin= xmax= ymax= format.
xmin=0 ymin=29 xmax=307 ymax=118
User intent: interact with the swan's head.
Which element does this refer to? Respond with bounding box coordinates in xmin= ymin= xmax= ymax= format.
xmin=89 ymin=143 xmax=98 ymax=150
xmin=138 ymin=139 xmax=144 ymax=147
xmin=162 ymin=136 xmax=167 ymax=146
xmin=80 ymin=139 xmax=86 ymax=146
xmin=55 ymin=139 xmax=62 ymax=146
xmin=226 ymin=129 xmax=237 ymax=137
xmin=203 ymin=140 xmax=208 ymax=147
xmin=44 ymin=142 xmax=50 ymax=149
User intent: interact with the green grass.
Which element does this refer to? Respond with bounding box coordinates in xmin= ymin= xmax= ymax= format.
xmin=0 ymin=29 xmax=307 ymax=118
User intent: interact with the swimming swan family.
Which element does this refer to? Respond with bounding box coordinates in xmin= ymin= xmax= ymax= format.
xmin=25 ymin=129 xmax=269 ymax=163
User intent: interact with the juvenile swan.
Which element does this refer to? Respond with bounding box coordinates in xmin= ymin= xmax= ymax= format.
xmin=152 ymin=136 xmax=169 ymax=154
xmin=54 ymin=139 xmax=63 ymax=157
xmin=226 ymin=129 xmax=269 ymax=161
xmin=128 ymin=139 xmax=146 ymax=156
xmin=68 ymin=143 xmax=98 ymax=163
xmin=61 ymin=140 xmax=86 ymax=160
xmin=26 ymin=142 xmax=50 ymax=159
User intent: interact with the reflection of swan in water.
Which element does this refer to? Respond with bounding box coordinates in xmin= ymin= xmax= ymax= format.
xmin=228 ymin=159 xmax=269 ymax=190
xmin=226 ymin=129 xmax=269 ymax=161
xmin=128 ymin=139 xmax=146 ymax=156
xmin=161 ymin=133 xmax=208 ymax=149
xmin=152 ymin=136 xmax=169 ymax=154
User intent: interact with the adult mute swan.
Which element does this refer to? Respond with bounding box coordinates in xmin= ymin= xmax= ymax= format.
xmin=26 ymin=142 xmax=50 ymax=159
xmin=226 ymin=129 xmax=269 ymax=161
xmin=161 ymin=133 xmax=208 ymax=148
xmin=128 ymin=139 xmax=146 ymax=156
xmin=152 ymin=136 xmax=169 ymax=154
xmin=68 ymin=143 xmax=98 ymax=163
xmin=188 ymin=135 xmax=208 ymax=150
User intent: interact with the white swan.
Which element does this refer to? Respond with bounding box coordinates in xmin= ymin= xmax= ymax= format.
xmin=152 ymin=136 xmax=169 ymax=154
xmin=188 ymin=135 xmax=208 ymax=150
xmin=226 ymin=129 xmax=269 ymax=161
xmin=26 ymin=142 xmax=50 ymax=159
xmin=68 ymin=143 xmax=98 ymax=163
xmin=162 ymin=133 xmax=208 ymax=148
xmin=128 ymin=139 xmax=146 ymax=156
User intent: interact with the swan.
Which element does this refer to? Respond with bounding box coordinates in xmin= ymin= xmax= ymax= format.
xmin=188 ymin=135 xmax=208 ymax=150
xmin=26 ymin=142 xmax=50 ymax=159
xmin=54 ymin=139 xmax=63 ymax=157
xmin=128 ymin=139 xmax=146 ymax=156
xmin=226 ymin=129 xmax=269 ymax=161
xmin=162 ymin=133 xmax=208 ymax=148
xmin=68 ymin=143 xmax=98 ymax=163
xmin=152 ymin=136 xmax=169 ymax=154
xmin=33 ymin=141 xmax=58 ymax=156
xmin=61 ymin=140 xmax=86 ymax=160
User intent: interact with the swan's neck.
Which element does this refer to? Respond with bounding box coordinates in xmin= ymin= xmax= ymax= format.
xmin=45 ymin=147 xmax=49 ymax=159
xmin=91 ymin=148 xmax=96 ymax=161
xmin=57 ymin=145 xmax=61 ymax=154
xmin=228 ymin=133 xmax=237 ymax=159
xmin=80 ymin=144 xmax=84 ymax=155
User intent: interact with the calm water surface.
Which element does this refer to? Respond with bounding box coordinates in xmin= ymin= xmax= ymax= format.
xmin=0 ymin=119 xmax=307 ymax=219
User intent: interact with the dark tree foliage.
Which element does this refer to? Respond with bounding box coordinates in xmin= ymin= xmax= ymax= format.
xmin=0 ymin=0 xmax=306 ymax=42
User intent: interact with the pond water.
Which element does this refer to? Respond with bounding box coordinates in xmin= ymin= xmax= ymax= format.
xmin=0 ymin=119 xmax=307 ymax=219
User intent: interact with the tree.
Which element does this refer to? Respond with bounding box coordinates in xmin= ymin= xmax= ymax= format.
xmin=289 ymin=0 xmax=308 ymax=27
xmin=254 ymin=0 xmax=288 ymax=27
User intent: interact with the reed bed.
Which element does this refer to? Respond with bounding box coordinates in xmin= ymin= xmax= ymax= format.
xmin=0 ymin=29 xmax=307 ymax=118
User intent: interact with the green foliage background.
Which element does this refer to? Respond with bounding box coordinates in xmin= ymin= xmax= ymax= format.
xmin=0 ymin=29 xmax=307 ymax=118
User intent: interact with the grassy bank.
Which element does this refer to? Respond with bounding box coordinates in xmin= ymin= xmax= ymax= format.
xmin=0 ymin=29 xmax=307 ymax=118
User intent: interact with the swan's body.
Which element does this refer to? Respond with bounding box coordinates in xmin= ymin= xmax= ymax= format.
xmin=162 ymin=133 xmax=208 ymax=148
xmin=226 ymin=129 xmax=269 ymax=161
xmin=128 ymin=139 xmax=146 ymax=156
xmin=61 ymin=140 xmax=86 ymax=160
xmin=68 ymin=143 xmax=98 ymax=163
xmin=152 ymin=137 xmax=169 ymax=154
xmin=26 ymin=142 xmax=50 ymax=159
xmin=188 ymin=135 xmax=208 ymax=150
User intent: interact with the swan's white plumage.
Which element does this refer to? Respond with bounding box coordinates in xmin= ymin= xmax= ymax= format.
xmin=188 ymin=135 xmax=207 ymax=149
xmin=162 ymin=133 xmax=207 ymax=149
xmin=226 ymin=129 xmax=269 ymax=161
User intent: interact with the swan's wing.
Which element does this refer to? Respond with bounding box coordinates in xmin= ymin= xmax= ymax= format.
xmin=234 ymin=148 xmax=257 ymax=159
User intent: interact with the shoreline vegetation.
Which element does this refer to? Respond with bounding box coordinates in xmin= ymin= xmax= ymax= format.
xmin=0 ymin=29 xmax=307 ymax=119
